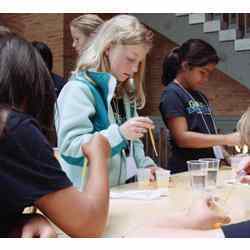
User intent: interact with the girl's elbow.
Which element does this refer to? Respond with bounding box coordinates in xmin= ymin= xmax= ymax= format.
xmin=175 ymin=137 xmax=188 ymax=148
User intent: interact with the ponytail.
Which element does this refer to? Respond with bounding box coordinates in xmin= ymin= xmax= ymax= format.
xmin=162 ymin=47 xmax=181 ymax=86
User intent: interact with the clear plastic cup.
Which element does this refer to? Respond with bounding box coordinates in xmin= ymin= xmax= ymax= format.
xmin=155 ymin=169 xmax=170 ymax=188
xmin=187 ymin=160 xmax=208 ymax=193
xmin=199 ymin=158 xmax=220 ymax=189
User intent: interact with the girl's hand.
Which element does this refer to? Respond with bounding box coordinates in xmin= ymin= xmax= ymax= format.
xmin=224 ymin=132 xmax=241 ymax=146
xmin=186 ymin=196 xmax=231 ymax=230
xmin=21 ymin=214 xmax=57 ymax=238
xmin=146 ymin=165 xmax=162 ymax=182
xmin=236 ymin=156 xmax=250 ymax=184
xmin=9 ymin=214 xmax=57 ymax=238
xmin=120 ymin=117 xmax=154 ymax=140
xmin=81 ymin=134 xmax=111 ymax=162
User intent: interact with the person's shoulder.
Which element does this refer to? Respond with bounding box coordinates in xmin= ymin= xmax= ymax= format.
xmin=6 ymin=111 xmax=51 ymax=151
xmin=2 ymin=110 xmax=43 ymax=145
xmin=6 ymin=111 xmax=39 ymax=133
xmin=166 ymin=82 xmax=182 ymax=91
xmin=60 ymin=71 xmax=91 ymax=92
xmin=57 ymin=72 xmax=96 ymax=105
xmin=161 ymin=82 xmax=182 ymax=98
xmin=66 ymin=70 xmax=93 ymax=88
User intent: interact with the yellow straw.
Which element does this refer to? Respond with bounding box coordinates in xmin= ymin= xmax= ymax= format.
xmin=149 ymin=128 xmax=158 ymax=157
xmin=81 ymin=158 xmax=88 ymax=177
xmin=80 ymin=158 xmax=88 ymax=191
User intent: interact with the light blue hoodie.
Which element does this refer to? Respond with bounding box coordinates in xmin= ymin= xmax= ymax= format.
xmin=55 ymin=70 xmax=156 ymax=188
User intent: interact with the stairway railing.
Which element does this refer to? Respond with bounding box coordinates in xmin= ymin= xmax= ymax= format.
xmin=206 ymin=13 xmax=250 ymax=39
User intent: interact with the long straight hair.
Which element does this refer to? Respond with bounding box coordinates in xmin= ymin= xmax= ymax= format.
xmin=75 ymin=15 xmax=153 ymax=109
xmin=0 ymin=34 xmax=56 ymax=142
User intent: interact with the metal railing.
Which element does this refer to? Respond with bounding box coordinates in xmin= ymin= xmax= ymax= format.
xmin=206 ymin=13 xmax=250 ymax=39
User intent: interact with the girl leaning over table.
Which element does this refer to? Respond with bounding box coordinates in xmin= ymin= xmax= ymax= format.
xmin=56 ymin=14 xmax=160 ymax=189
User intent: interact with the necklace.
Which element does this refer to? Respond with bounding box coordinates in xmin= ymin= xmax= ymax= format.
xmin=111 ymin=97 xmax=121 ymax=124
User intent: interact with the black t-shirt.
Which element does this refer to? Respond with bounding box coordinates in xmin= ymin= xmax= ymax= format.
xmin=0 ymin=111 xmax=72 ymax=237
xmin=222 ymin=220 xmax=250 ymax=238
xmin=159 ymin=82 xmax=216 ymax=174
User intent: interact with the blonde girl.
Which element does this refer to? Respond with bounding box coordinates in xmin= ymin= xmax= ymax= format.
xmin=56 ymin=14 xmax=158 ymax=188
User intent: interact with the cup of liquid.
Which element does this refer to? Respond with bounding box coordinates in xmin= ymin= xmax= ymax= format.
xmin=187 ymin=160 xmax=208 ymax=193
xmin=155 ymin=169 xmax=170 ymax=188
xmin=199 ymin=158 xmax=220 ymax=189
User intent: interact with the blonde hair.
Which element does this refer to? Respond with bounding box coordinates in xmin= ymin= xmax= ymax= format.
xmin=75 ymin=15 xmax=153 ymax=109
xmin=237 ymin=107 xmax=250 ymax=146
xmin=70 ymin=14 xmax=104 ymax=37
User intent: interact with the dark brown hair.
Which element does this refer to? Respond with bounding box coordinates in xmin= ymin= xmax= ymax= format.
xmin=0 ymin=34 xmax=56 ymax=142
xmin=162 ymin=39 xmax=220 ymax=86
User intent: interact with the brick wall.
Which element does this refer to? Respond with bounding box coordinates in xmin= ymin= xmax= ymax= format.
xmin=0 ymin=14 xmax=64 ymax=76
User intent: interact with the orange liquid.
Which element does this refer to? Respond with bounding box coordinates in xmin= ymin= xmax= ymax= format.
xmin=212 ymin=222 xmax=222 ymax=229
xmin=138 ymin=181 xmax=158 ymax=189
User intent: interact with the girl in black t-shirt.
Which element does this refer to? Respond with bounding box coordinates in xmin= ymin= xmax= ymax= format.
xmin=0 ymin=34 xmax=110 ymax=237
xmin=159 ymin=39 xmax=240 ymax=174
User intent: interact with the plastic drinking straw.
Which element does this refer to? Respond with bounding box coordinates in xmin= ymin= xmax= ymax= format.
xmin=149 ymin=128 xmax=158 ymax=157
xmin=80 ymin=158 xmax=88 ymax=191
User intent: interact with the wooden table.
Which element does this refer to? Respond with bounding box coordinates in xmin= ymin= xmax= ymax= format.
xmin=57 ymin=168 xmax=250 ymax=237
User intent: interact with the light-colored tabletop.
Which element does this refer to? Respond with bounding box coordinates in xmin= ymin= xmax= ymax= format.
xmin=103 ymin=168 xmax=250 ymax=237
xmin=57 ymin=168 xmax=250 ymax=237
